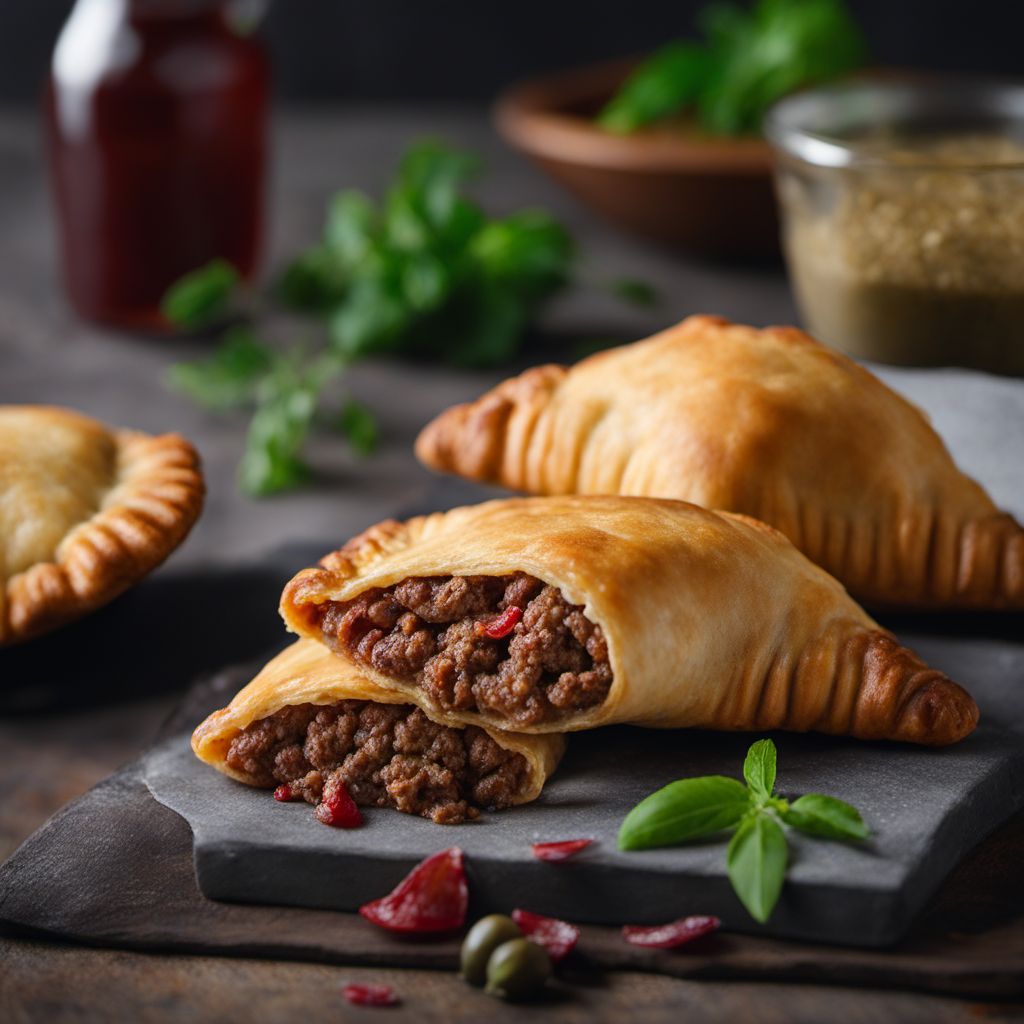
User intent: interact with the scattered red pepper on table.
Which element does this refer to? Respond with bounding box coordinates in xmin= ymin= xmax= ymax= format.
xmin=360 ymin=848 xmax=468 ymax=934
xmin=512 ymin=909 xmax=580 ymax=962
xmin=531 ymin=838 xmax=594 ymax=862
xmin=622 ymin=915 xmax=721 ymax=949
xmin=342 ymin=983 xmax=400 ymax=1007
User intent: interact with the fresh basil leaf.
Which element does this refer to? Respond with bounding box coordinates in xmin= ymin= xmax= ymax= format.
xmin=597 ymin=0 xmax=866 ymax=137
xmin=743 ymin=738 xmax=777 ymax=801
xmin=161 ymin=258 xmax=239 ymax=329
xmin=338 ymin=398 xmax=379 ymax=457
xmin=618 ymin=775 xmax=751 ymax=851
xmin=166 ymin=327 xmax=274 ymax=410
xmin=699 ymin=0 xmax=866 ymax=135
xmin=727 ymin=811 xmax=788 ymax=923
xmin=781 ymin=794 xmax=869 ymax=841
xmin=598 ymin=41 xmax=715 ymax=133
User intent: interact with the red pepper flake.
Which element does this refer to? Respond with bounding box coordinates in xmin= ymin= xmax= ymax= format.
xmin=474 ymin=606 xmax=523 ymax=639
xmin=531 ymin=838 xmax=594 ymax=862
xmin=512 ymin=909 xmax=579 ymax=963
xmin=314 ymin=778 xmax=363 ymax=828
xmin=273 ymin=784 xmax=293 ymax=802
xmin=622 ymin=915 xmax=721 ymax=949
xmin=359 ymin=848 xmax=468 ymax=934
xmin=342 ymin=983 xmax=400 ymax=1007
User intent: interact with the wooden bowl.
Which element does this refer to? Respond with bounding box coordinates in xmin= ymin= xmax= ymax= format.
xmin=494 ymin=59 xmax=779 ymax=260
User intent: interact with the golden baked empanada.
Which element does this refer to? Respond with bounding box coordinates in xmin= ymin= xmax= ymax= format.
xmin=193 ymin=639 xmax=564 ymax=824
xmin=0 ymin=405 xmax=204 ymax=645
xmin=281 ymin=495 xmax=978 ymax=745
xmin=416 ymin=315 xmax=1023 ymax=611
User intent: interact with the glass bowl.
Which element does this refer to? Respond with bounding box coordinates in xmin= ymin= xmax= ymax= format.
xmin=765 ymin=77 xmax=1024 ymax=376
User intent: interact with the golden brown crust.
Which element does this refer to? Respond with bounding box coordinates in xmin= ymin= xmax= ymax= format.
xmin=0 ymin=405 xmax=205 ymax=646
xmin=281 ymin=495 xmax=977 ymax=745
xmin=192 ymin=639 xmax=564 ymax=804
xmin=415 ymin=315 xmax=1023 ymax=611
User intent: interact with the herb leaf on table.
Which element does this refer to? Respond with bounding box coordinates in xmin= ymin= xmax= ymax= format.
xmin=727 ymin=811 xmax=788 ymax=923
xmin=163 ymin=139 xmax=612 ymax=496
xmin=618 ymin=738 xmax=869 ymax=924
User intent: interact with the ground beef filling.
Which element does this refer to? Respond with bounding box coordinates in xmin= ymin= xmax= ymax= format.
xmin=317 ymin=573 xmax=612 ymax=727
xmin=225 ymin=700 xmax=528 ymax=825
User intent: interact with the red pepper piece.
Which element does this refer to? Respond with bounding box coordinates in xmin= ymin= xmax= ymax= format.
xmin=531 ymin=838 xmax=594 ymax=862
xmin=359 ymin=848 xmax=468 ymax=934
xmin=512 ymin=909 xmax=579 ymax=963
xmin=622 ymin=915 xmax=721 ymax=949
xmin=273 ymin=784 xmax=293 ymax=802
xmin=475 ymin=606 xmax=523 ymax=639
xmin=314 ymin=778 xmax=363 ymax=828
xmin=342 ymin=983 xmax=400 ymax=1007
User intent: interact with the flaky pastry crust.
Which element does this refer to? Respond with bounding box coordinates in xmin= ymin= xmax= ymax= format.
xmin=281 ymin=495 xmax=978 ymax=745
xmin=416 ymin=315 xmax=1023 ymax=611
xmin=0 ymin=405 xmax=204 ymax=645
xmin=192 ymin=639 xmax=564 ymax=804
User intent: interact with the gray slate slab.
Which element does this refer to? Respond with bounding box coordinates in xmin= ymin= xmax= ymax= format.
xmin=146 ymin=611 xmax=1024 ymax=949
xmin=146 ymin=721 xmax=1024 ymax=948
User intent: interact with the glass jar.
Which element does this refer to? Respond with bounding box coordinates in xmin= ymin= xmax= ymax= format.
xmin=46 ymin=0 xmax=269 ymax=331
xmin=766 ymin=78 xmax=1024 ymax=376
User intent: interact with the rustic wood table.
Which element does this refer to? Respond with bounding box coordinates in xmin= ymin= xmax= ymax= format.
xmin=0 ymin=109 xmax=1021 ymax=1022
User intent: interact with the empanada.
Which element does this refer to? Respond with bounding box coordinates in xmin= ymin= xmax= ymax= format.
xmin=280 ymin=495 xmax=978 ymax=745
xmin=0 ymin=405 xmax=204 ymax=645
xmin=415 ymin=315 xmax=1023 ymax=611
xmin=193 ymin=639 xmax=564 ymax=824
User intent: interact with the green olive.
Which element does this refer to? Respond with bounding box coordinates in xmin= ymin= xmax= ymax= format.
xmin=484 ymin=938 xmax=552 ymax=1001
xmin=460 ymin=914 xmax=522 ymax=986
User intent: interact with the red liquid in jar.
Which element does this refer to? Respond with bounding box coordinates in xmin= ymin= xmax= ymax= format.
xmin=46 ymin=0 xmax=268 ymax=331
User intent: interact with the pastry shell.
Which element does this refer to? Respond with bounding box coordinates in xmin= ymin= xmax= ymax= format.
xmin=416 ymin=315 xmax=1024 ymax=611
xmin=0 ymin=405 xmax=204 ymax=646
xmin=192 ymin=638 xmax=564 ymax=806
xmin=281 ymin=495 xmax=979 ymax=746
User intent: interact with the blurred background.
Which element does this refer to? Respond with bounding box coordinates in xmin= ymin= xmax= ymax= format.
xmin=2 ymin=0 xmax=1023 ymax=103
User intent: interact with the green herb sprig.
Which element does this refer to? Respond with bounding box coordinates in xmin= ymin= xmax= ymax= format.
xmin=163 ymin=140 xmax=651 ymax=496
xmin=618 ymin=738 xmax=868 ymax=923
xmin=598 ymin=0 xmax=866 ymax=136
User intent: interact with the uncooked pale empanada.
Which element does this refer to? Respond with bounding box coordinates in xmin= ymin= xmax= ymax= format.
xmin=280 ymin=495 xmax=978 ymax=745
xmin=193 ymin=639 xmax=564 ymax=824
xmin=0 ymin=405 xmax=204 ymax=645
xmin=415 ymin=315 xmax=1023 ymax=611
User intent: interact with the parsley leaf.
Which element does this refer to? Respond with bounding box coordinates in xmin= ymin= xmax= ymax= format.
xmin=161 ymin=258 xmax=239 ymax=330
xmin=165 ymin=139 xmax=645 ymax=496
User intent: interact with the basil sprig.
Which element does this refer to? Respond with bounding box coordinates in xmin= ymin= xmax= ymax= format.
xmin=618 ymin=739 xmax=868 ymax=923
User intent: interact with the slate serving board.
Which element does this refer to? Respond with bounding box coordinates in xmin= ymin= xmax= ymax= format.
xmin=147 ymin=718 xmax=1024 ymax=948
xmin=4 ymin=661 xmax=1023 ymax=998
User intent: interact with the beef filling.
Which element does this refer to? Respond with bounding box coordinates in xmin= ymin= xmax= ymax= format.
xmin=317 ymin=573 xmax=612 ymax=727
xmin=225 ymin=699 xmax=528 ymax=825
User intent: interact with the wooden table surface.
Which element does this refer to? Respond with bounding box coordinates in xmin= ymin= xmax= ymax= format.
xmin=0 ymin=108 xmax=1021 ymax=1022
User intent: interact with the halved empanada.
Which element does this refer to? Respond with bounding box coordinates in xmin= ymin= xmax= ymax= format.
xmin=0 ymin=405 xmax=204 ymax=645
xmin=280 ymin=495 xmax=978 ymax=745
xmin=415 ymin=316 xmax=1023 ymax=611
xmin=193 ymin=639 xmax=564 ymax=824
